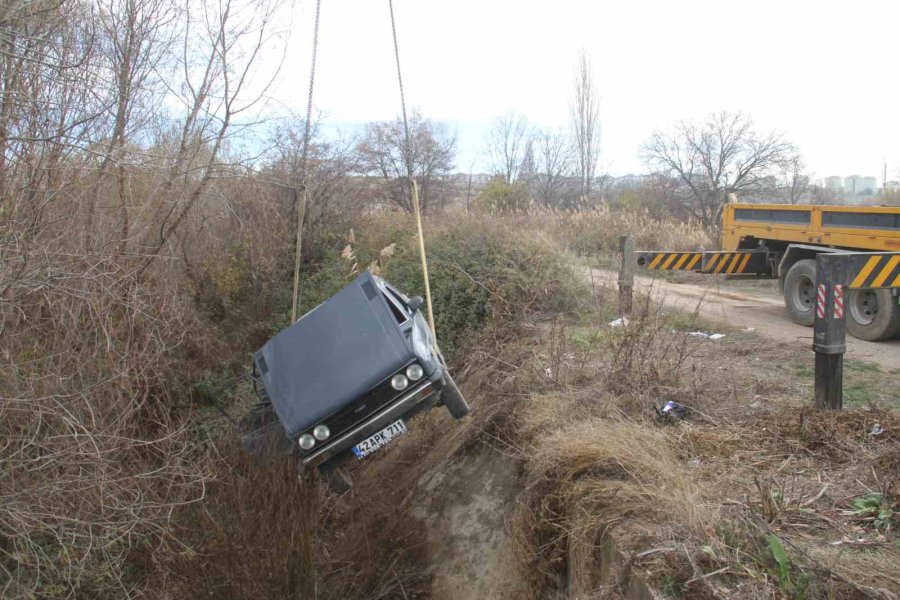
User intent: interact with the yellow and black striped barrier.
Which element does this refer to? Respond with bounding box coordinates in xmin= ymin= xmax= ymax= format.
xmin=846 ymin=252 xmax=900 ymax=289
xmin=639 ymin=251 xmax=703 ymax=272
xmin=635 ymin=250 xmax=771 ymax=276
xmin=702 ymin=251 xmax=770 ymax=275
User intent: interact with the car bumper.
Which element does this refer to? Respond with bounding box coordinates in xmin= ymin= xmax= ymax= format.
xmin=301 ymin=378 xmax=439 ymax=470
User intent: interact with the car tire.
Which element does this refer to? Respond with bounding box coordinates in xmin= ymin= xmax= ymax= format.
xmin=783 ymin=259 xmax=817 ymax=327
xmin=846 ymin=288 xmax=900 ymax=341
xmin=318 ymin=462 xmax=353 ymax=495
xmin=441 ymin=374 xmax=469 ymax=419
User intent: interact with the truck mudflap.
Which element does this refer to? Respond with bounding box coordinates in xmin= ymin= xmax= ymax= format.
xmin=635 ymin=249 xmax=772 ymax=276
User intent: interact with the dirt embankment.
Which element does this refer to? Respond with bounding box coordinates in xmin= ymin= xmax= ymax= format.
xmin=414 ymin=449 xmax=524 ymax=600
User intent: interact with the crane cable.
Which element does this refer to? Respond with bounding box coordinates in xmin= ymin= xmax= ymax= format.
xmin=291 ymin=0 xmax=437 ymax=349
xmin=290 ymin=0 xmax=322 ymax=323
xmin=387 ymin=0 xmax=437 ymax=344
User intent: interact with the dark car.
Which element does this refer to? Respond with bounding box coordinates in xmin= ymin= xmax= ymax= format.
xmin=248 ymin=271 xmax=468 ymax=492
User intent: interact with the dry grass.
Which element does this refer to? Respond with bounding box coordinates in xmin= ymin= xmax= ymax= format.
xmin=508 ymin=287 xmax=900 ymax=600
xmin=512 ymin=389 xmax=712 ymax=599
xmin=462 ymin=204 xmax=711 ymax=265
xmin=527 ymin=205 xmax=712 ymax=256
xmin=679 ymin=407 xmax=900 ymax=598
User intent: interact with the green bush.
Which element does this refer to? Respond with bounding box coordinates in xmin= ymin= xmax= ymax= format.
xmin=299 ymin=212 xmax=582 ymax=357
xmin=475 ymin=180 xmax=532 ymax=214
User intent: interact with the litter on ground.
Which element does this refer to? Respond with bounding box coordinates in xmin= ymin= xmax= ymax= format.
xmin=688 ymin=331 xmax=725 ymax=340
xmin=655 ymin=400 xmax=688 ymax=421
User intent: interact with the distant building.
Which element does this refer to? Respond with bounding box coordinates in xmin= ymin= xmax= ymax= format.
xmin=613 ymin=174 xmax=654 ymax=190
xmin=844 ymin=175 xmax=877 ymax=195
xmin=885 ymin=181 xmax=899 ymax=192
xmin=824 ymin=176 xmax=843 ymax=191
xmin=437 ymin=172 xmax=493 ymax=186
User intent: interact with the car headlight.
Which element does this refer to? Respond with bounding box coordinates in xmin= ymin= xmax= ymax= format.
xmin=313 ymin=424 xmax=330 ymax=441
xmin=391 ymin=374 xmax=409 ymax=391
xmin=298 ymin=434 xmax=315 ymax=450
xmin=406 ymin=364 xmax=424 ymax=381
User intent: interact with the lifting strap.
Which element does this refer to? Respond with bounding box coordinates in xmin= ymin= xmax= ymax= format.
xmin=387 ymin=0 xmax=437 ymax=342
xmin=291 ymin=0 xmax=438 ymax=348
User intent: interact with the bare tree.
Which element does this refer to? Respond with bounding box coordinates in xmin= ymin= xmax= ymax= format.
xmin=570 ymin=49 xmax=601 ymax=201
xmin=642 ymin=111 xmax=794 ymax=230
xmin=530 ymin=128 xmax=576 ymax=208
xmin=0 ymin=0 xmax=106 ymax=226
xmin=267 ymin=118 xmax=361 ymax=246
xmin=809 ymin=184 xmax=843 ymax=206
xmin=356 ymin=109 xmax=456 ymax=213
xmin=0 ymin=0 xmax=290 ymax=594
xmin=486 ymin=111 xmax=530 ymax=184
xmin=781 ymin=154 xmax=811 ymax=204
xmin=91 ymin=0 xmax=177 ymax=252
xmin=133 ymin=0 xmax=286 ymax=275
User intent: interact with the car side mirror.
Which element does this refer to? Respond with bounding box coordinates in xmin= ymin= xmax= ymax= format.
xmin=407 ymin=296 xmax=424 ymax=312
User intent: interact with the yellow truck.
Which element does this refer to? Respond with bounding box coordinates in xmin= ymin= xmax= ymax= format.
xmin=635 ymin=203 xmax=900 ymax=341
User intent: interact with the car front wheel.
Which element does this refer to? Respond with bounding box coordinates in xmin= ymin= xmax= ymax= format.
xmin=441 ymin=373 xmax=469 ymax=419
xmin=318 ymin=461 xmax=353 ymax=495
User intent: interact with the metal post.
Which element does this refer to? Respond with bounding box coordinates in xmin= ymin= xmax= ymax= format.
xmin=813 ymin=253 xmax=848 ymax=410
xmin=618 ymin=235 xmax=635 ymax=316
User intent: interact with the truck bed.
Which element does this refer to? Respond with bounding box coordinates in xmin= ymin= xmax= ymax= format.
xmin=723 ymin=203 xmax=900 ymax=252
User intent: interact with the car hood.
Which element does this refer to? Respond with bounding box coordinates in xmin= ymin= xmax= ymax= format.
xmin=254 ymin=272 xmax=412 ymax=438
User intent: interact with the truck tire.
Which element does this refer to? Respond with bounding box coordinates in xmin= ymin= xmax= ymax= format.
xmin=441 ymin=374 xmax=469 ymax=419
xmin=318 ymin=461 xmax=353 ymax=495
xmin=846 ymin=289 xmax=900 ymax=341
xmin=783 ymin=259 xmax=817 ymax=327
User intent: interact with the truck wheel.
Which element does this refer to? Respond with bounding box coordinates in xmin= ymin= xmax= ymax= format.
xmin=318 ymin=462 xmax=353 ymax=495
xmin=846 ymin=289 xmax=900 ymax=341
xmin=783 ymin=259 xmax=817 ymax=327
xmin=441 ymin=374 xmax=469 ymax=419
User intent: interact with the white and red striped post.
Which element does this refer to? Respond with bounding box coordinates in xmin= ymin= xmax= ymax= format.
xmin=813 ymin=254 xmax=849 ymax=410
xmin=833 ymin=285 xmax=844 ymax=320
xmin=816 ymin=284 xmax=826 ymax=319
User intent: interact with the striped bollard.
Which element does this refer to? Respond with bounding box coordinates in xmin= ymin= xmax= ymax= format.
xmin=813 ymin=254 xmax=849 ymax=410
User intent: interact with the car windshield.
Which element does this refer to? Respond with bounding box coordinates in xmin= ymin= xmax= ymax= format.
xmin=381 ymin=286 xmax=410 ymax=324
xmin=384 ymin=283 xmax=410 ymax=304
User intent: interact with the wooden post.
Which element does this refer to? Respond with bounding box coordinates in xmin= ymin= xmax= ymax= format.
xmin=812 ymin=253 xmax=848 ymax=410
xmin=618 ymin=235 xmax=635 ymax=316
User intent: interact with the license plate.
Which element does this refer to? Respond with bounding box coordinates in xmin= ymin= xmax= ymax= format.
xmin=352 ymin=419 xmax=407 ymax=458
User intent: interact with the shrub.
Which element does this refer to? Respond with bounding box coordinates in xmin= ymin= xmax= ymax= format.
xmin=347 ymin=212 xmax=583 ymax=355
xmin=0 ymin=257 xmax=209 ymax=598
xmin=475 ymin=180 xmax=532 ymax=214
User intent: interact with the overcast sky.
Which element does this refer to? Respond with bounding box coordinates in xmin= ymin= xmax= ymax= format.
xmin=271 ymin=0 xmax=900 ymax=180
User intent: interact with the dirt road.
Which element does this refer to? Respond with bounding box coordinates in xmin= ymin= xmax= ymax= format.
xmin=586 ymin=267 xmax=900 ymax=371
